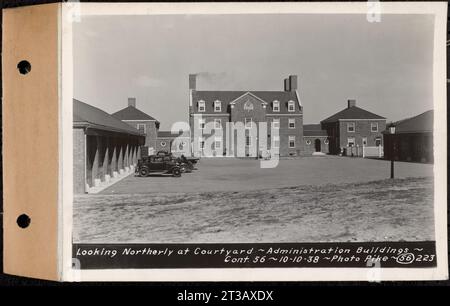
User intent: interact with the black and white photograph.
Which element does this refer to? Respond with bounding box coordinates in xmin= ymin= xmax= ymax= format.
xmin=66 ymin=2 xmax=447 ymax=281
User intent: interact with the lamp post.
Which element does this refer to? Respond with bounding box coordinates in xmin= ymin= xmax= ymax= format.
xmin=389 ymin=123 xmax=396 ymax=179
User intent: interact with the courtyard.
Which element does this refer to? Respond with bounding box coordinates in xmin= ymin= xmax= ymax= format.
xmin=100 ymin=156 xmax=433 ymax=194
xmin=73 ymin=156 xmax=434 ymax=243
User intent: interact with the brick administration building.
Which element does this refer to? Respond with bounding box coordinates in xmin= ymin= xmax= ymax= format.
xmin=189 ymin=74 xmax=304 ymax=157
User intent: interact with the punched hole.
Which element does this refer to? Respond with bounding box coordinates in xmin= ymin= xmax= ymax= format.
xmin=17 ymin=214 xmax=31 ymax=228
xmin=17 ymin=60 xmax=31 ymax=75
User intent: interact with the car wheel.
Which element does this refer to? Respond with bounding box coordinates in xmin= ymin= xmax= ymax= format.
xmin=139 ymin=167 xmax=149 ymax=177
xmin=172 ymin=167 xmax=181 ymax=177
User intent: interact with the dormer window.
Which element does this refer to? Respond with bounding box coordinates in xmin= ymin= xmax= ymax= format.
xmin=214 ymin=100 xmax=221 ymax=112
xmin=288 ymin=101 xmax=295 ymax=112
xmin=273 ymin=101 xmax=280 ymax=112
xmin=198 ymin=100 xmax=205 ymax=112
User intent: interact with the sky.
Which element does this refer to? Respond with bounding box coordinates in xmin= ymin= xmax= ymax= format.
xmin=73 ymin=13 xmax=434 ymax=130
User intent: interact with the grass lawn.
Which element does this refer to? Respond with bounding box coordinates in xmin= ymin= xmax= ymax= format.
xmin=73 ymin=175 xmax=434 ymax=243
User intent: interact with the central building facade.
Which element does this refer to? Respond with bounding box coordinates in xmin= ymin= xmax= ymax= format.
xmin=189 ymin=74 xmax=304 ymax=157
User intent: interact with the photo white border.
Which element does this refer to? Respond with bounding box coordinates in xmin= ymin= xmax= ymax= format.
xmin=61 ymin=1 xmax=448 ymax=281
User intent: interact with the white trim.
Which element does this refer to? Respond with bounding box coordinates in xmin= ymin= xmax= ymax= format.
xmin=198 ymin=137 xmax=205 ymax=150
xmin=338 ymin=119 xmax=385 ymax=121
xmin=272 ymin=100 xmax=280 ymax=112
xmin=288 ymin=118 xmax=295 ymax=129
xmin=244 ymin=118 xmax=253 ymax=129
xmin=294 ymin=90 xmax=302 ymax=107
xmin=214 ymin=100 xmax=222 ymax=112
xmin=289 ymin=135 xmax=296 ymax=148
xmin=191 ymin=113 xmax=230 ymax=117
xmin=288 ymin=100 xmax=295 ymax=112
xmin=122 ymin=119 xmax=156 ymax=122
xmin=198 ymin=100 xmax=206 ymax=112
xmin=214 ymin=118 xmax=222 ymax=129
xmin=347 ymin=122 xmax=355 ymax=132
xmin=199 ymin=118 xmax=206 ymax=130
xmin=371 ymin=122 xmax=379 ymax=132
xmin=272 ymin=118 xmax=280 ymax=129
xmin=347 ymin=137 xmax=356 ymax=146
xmin=214 ymin=136 xmax=222 ymax=150
xmin=266 ymin=114 xmax=302 ymax=117
xmin=136 ymin=123 xmax=147 ymax=134
xmin=229 ymin=91 xmax=268 ymax=106
xmin=245 ymin=135 xmax=252 ymax=147
xmin=272 ymin=135 xmax=280 ymax=148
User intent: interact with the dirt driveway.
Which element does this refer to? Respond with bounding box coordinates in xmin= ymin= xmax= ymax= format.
xmin=101 ymin=156 xmax=433 ymax=194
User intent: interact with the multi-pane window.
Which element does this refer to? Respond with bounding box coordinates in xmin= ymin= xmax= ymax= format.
xmin=375 ymin=137 xmax=382 ymax=146
xmin=214 ymin=119 xmax=222 ymax=129
xmin=198 ymin=100 xmax=206 ymax=112
xmin=214 ymin=137 xmax=222 ymax=150
xmin=273 ymin=101 xmax=280 ymax=112
xmin=371 ymin=122 xmax=378 ymax=132
xmin=245 ymin=118 xmax=253 ymax=129
xmin=347 ymin=137 xmax=355 ymax=147
xmin=199 ymin=118 xmax=206 ymax=129
xmin=347 ymin=122 xmax=355 ymax=132
xmin=289 ymin=136 xmax=295 ymax=148
xmin=137 ymin=123 xmax=146 ymax=134
xmin=199 ymin=138 xmax=205 ymax=150
xmin=272 ymin=118 xmax=280 ymax=129
xmin=288 ymin=118 xmax=295 ymax=129
xmin=272 ymin=136 xmax=280 ymax=148
xmin=245 ymin=135 xmax=252 ymax=147
xmin=214 ymin=100 xmax=221 ymax=112
xmin=288 ymin=101 xmax=295 ymax=112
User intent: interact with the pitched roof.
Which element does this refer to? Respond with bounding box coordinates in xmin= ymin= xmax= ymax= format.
xmin=73 ymin=99 xmax=144 ymax=136
xmin=303 ymin=124 xmax=328 ymax=136
xmin=321 ymin=106 xmax=385 ymax=123
xmin=112 ymin=106 xmax=159 ymax=122
xmin=390 ymin=110 xmax=433 ymax=134
xmin=157 ymin=130 xmax=186 ymax=138
xmin=192 ymin=90 xmax=301 ymax=114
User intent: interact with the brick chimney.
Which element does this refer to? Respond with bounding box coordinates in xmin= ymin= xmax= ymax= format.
xmin=289 ymin=75 xmax=297 ymax=91
xmin=189 ymin=74 xmax=196 ymax=90
xmin=284 ymin=78 xmax=290 ymax=91
xmin=128 ymin=97 xmax=136 ymax=108
xmin=347 ymin=99 xmax=356 ymax=108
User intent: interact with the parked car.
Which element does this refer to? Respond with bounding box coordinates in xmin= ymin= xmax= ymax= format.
xmin=135 ymin=155 xmax=182 ymax=177
xmin=156 ymin=151 xmax=199 ymax=171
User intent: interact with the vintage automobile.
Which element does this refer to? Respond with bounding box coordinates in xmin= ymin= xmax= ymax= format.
xmin=155 ymin=151 xmax=199 ymax=172
xmin=156 ymin=151 xmax=199 ymax=165
xmin=135 ymin=155 xmax=182 ymax=177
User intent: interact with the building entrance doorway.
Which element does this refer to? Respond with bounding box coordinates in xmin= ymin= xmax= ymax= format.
xmin=315 ymin=139 xmax=321 ymax=152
